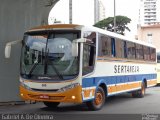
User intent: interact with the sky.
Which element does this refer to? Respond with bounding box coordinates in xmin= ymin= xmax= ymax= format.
xmin=49 ymin=0 xmax=140 ymax=38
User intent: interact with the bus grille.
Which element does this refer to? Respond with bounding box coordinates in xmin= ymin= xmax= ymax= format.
xmin=31 ymin=88 xmax=58 ymax=92
xmin=28 ymin=94 xmax=65 ymax=100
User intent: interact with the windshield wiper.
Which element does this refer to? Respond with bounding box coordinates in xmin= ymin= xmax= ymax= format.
xmin=26 ymin=50 xmax=40 ymax=77
xmin=27 ymin=60 xmax=38 ymax=77
xmin=46 ymin=50 xmax=63 ymax=80
xmin=48 ymin=59 xmax=63 ymax=80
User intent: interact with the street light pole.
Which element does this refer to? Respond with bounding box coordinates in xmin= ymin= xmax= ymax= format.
xmin=114 ymin=0 xmax=116 ymax=32
xmin=69 ymin=0 xmax=72 ymax=24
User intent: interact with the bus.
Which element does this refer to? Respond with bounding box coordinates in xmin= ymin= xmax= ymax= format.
xmin=157 ymin=50 xmax=160 ymax=84
xmin=5 ymin=24 xmax=157 ymax=110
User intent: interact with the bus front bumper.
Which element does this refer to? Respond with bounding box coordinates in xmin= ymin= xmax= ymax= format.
xmin=20 ymin=85 xmax=83 ymax=103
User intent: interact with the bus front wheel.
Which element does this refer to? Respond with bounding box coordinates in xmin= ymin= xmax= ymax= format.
xmin=132 ymin=82 xmax=146 ymax=98
xmin=86 ymin=86 xmax=105 ymax=110
xmin=43 ymin=102 xmax=60 ymax=108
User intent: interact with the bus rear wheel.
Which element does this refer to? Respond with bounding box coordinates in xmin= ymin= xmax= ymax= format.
xmin=86 ymin=86 xmax=105 ymax=111
xmin=43 ymin=102 xmax=60 ymax=108
xmin=132 ymin=82 xmax=146 ymax=98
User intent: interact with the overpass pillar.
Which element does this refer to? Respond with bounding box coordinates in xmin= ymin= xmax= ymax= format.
xmin=0 ymin=0 xmax=59 ymax=102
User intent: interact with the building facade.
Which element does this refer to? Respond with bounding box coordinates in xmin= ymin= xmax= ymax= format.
xmin=137 ymin=24 xmax=160 ymax=49
xmin=139 ymin=0 xmax=160 ymax=26
xmin=94 ymin=0 xmax=106 ymax=24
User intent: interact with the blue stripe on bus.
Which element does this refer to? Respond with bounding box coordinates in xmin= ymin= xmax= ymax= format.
xmin=82 ymin=73 xmax=157 ymax=88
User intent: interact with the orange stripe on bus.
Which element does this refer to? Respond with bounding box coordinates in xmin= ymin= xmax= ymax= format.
xmin=29 ymin=24 xmax=79 ymax=31
xmin=83 ymin=89 xmax=95 ymax=98
xmin=108 ymin=82 xmax=141 ymax=94
xmin=147 ymin=79 xmax=157 ymax=86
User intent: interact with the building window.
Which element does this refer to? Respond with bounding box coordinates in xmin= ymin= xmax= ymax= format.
xmin=147 ymin=33 xmax=152 ymax=43
xmin=147 ymin=33 xmax=152 ymax=36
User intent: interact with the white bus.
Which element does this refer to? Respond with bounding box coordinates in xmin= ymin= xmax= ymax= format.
xmin=5 ymin=24 xmax=157 ymax=110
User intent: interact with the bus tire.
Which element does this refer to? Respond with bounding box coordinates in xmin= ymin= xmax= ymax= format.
xmin=86 ymin=86 xmax=105 ymax=111
xmin=132 ymin=82 xmax=146 ymax=98
xmin=43 ymin=102 xmax=60 ymax=108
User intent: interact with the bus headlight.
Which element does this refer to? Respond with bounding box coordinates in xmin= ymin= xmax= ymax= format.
xmin=58 ymin=83 xmax=80 ymax=92
xmin=20 ymin=79 xmax=31 ymax=90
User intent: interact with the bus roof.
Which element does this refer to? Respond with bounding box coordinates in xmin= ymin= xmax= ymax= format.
xmin=27 ymin=24 xmax=156 ymax=48
xmin=28 ymin=24 xmax=80 ymax=31
xmin=81 ymin=25 xmax=156 ymax=48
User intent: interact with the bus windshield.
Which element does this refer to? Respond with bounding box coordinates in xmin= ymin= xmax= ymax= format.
xmin=21 ymin=31 xmax=80 ymax=81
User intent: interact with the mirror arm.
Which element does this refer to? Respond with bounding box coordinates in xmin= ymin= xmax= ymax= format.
xmin=5 ymin=40 xmax=22 ymax=58
xmin=7 ymin=40 xmax=22 ymax=45
xmin=71 ymin=38 xmax=87 ymax=57
xmin=72 ymin=38 xmax=87 ymax=43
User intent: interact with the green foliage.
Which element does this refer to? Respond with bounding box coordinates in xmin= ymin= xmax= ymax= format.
xmin=94 ymin=15 xmax=131 ymax=35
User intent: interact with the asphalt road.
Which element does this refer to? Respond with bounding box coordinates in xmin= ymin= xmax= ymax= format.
xmin=0 ymin=86 xmax=160 ymax=120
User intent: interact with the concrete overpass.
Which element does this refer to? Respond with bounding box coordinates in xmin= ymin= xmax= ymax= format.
xmin=0 ymin=0 xmax=59 ymax=102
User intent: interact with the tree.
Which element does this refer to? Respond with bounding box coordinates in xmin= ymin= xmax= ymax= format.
xmin=94 ymin=15 xmax=131 ymax=35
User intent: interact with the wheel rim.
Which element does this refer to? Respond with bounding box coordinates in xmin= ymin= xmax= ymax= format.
xmin=94 ymin=91 xmax=103 ymax=105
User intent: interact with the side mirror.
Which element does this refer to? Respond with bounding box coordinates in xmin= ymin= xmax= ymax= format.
xmin=4 ymin=40 xmax=22 ymax=58
xmin=5 ymin=43 xmax=11 ymax=58
xmin=71 ymin=38 xmax=87 ymax=57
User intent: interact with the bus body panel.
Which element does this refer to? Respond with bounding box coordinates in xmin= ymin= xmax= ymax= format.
xmin=20 ymin=85 xmax=83 ymax=103
xmin=20 ymin=76 xmax=83 ymax=103
xmin=81 ymin=60 xmax=157 ymax=101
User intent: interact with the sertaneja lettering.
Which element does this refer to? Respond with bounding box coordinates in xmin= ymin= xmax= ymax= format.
xmin=114 ymin=65 xmax=139 ymax=74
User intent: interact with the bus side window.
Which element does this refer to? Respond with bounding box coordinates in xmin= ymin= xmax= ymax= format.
xmin=83 ymin=32 xmax=96 ymax=75
xmin=101 ymin=36 xmax=112 ymax=56
xmin=123 ymin=41 xmax=127 ymax=58
xmin=115 ymin=39 xmax=125 ymax=58
xmin=157 ymin=52 xmax=160 ymax=63
xmin=136 ymin=44 xmax=144 ymax=60
xmin=144 ymin=46 xmax=150 ymax=61
xmin=150 ymin=48 xmax=156 ymax=61
xmin=83 ymin=43 xmax=95 ymax=75
xmin=111 ymin=38 xmax=116 ymax=57
xmin=89 ymin=42 xmax=95 ymax=66
xmin=127 ymin=42 xmax=136 ymax=59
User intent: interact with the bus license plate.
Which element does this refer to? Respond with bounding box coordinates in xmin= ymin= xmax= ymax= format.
xmin=39 ymin=95 xmax=49 ymax=99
